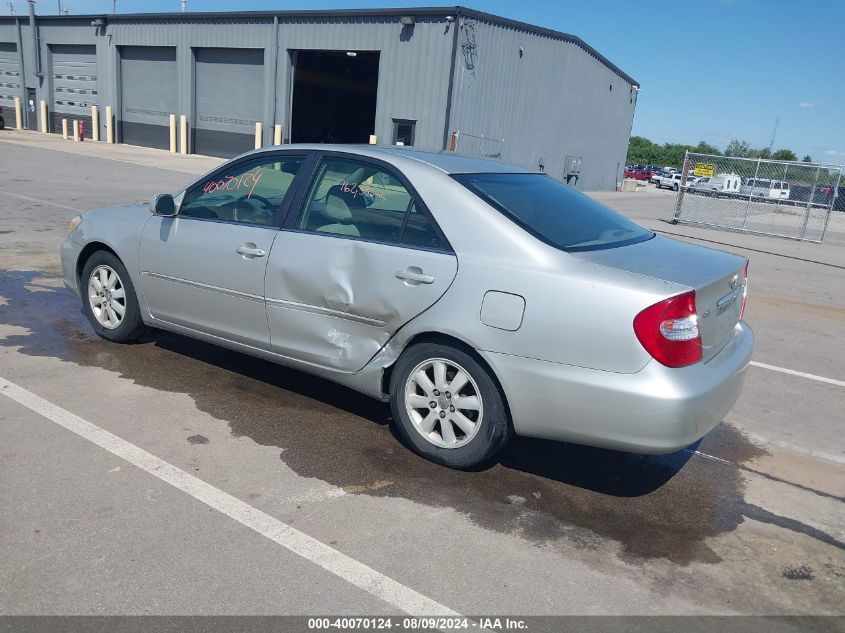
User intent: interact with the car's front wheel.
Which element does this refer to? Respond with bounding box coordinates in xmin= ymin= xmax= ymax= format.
xmin=389 ymin=342 xmax=511 ymax=469
xmin=80 ymin=251 xmax=145 ymax=343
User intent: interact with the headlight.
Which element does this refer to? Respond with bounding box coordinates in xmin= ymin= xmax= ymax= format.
xmin=68 ymin=215 xmax=82 ymax=234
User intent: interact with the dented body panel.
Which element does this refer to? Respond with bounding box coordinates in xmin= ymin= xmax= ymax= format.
xmin=265 ymin=231 xmax=457 ymax=371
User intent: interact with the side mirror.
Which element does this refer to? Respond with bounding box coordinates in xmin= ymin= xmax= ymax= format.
xmin=149 ymin=193 xmax=176 ymax=216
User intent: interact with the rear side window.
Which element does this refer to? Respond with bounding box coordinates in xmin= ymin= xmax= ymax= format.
xmin=296 ymin=157 xmax=447 ymax=250
xmin=454 ymin=173 xmax=653 ymax=252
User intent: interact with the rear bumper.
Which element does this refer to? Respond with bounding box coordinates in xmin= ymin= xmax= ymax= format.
xmin=483 ymin=321 xmax=754 ymax=454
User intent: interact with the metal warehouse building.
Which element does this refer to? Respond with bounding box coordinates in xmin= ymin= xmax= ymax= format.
xmin=0 ymin=6 xmax=638 ymax=190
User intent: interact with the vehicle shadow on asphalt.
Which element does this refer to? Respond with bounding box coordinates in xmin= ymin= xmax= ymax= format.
xmin=9 ymin=269 xmax=834 ymax=566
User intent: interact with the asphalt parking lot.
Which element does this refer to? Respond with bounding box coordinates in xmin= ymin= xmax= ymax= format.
xmin=1 ymin=131 xmax=843 ymax=621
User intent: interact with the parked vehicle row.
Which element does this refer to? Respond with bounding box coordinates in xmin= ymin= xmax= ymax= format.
xmin=626 ymin=164 xmax=839 ymax=206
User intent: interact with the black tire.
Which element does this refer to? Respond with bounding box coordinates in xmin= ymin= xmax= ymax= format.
xmin=389 ymin=342 xmax=512 ymax=469
xmin=674 ymin=183 xmax=679 ymax=191
xmin=0 ymin=116 xmax=5 ymax=130
xmin=80 ymin=250 xmax=145 ymax=343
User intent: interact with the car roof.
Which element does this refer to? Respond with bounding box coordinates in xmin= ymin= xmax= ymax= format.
xmin=244 ymin=144 xmax=537 ymax=175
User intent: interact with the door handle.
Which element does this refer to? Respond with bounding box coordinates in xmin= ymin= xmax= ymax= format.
xmin=395 ymin=268 xmax=435 ymax=285
xmin=236 ymin=244 xmax=266 ymax=258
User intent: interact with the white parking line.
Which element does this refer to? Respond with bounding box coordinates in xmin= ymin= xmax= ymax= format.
xmin=749 ymin=361 xmax=845 ymax=388
xmin=1 ymin=190 xmax=85 ymax=213
xmin=0 ymin=376 xmax=459 ymax=617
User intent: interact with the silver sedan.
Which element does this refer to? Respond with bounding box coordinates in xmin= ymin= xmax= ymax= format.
xmin=61 ymin=145 xmax=753 ymax=468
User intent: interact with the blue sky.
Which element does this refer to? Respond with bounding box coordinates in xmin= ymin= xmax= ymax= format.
xmin=30 ymin=0 xmax=845 ymax=163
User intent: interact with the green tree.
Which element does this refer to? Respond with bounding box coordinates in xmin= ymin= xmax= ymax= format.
xmin=693 ymin=141 xmax=721 ymax=155
xmin=725 ymin=139 xmax=752 ymax=158
xmin=802 ymin=155 xmax=813 ymax=163
xmin=626 ymin=136 xmax=662 ymax=165
xmin=627 ymin=135 xmax=801 ymax=170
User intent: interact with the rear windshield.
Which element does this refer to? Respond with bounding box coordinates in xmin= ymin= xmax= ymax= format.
xmin=453 ymin=173 xmax=653 ymax=252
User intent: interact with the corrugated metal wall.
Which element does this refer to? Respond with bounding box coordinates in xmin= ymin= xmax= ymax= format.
xmin=448 ymin=17 xmax=637 ymax=191
xmin=0 ymin=11 xmax=636 ymax=191
xmin=277 ymin=16 xmax=453 ymax=149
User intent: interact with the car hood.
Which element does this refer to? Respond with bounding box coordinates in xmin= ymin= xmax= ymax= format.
xmin=82 ymin=202 xmax=149 ymax=217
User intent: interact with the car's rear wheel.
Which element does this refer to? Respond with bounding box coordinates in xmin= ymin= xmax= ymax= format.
xmin=389 ymin=342 xmax=511 ymax=469
xmin=80 ymin=251 xmax=145 ymax=343
xmin=674 ymin=183 xmax=679 ymax=191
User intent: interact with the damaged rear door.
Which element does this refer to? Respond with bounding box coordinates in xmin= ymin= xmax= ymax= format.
xmin=265 ymin=154 xmax=457 ymax=372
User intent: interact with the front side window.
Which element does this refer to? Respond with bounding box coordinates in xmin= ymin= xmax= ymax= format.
xmin=296 ymin=157 xmax=444 ymax=249
xmin=454 ymin=173 xmax=653 ymax=252
xmin=180 ymin=155 xmax=305 ymax=225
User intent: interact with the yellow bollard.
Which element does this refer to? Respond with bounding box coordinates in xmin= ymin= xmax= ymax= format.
xmin=369 ymin=134 xmax=377 ymax=145
xmin=14 ymin=96 xmax=22 ymax=129
xmin=91 ymin=106 xmax=100 ymax=141
xmin=169 ymin=114 xmax=177 ymax=153
xmin=72 ymin=119 xmax=80 ymax=142
xmin=255 ymin=122 xmax=263 ymax=149
xmin=62 ymin=118 xmax=68 ymax=140
xmin=39 ymin=100 xmax=48 ymax=133
xmin=273 ymin=124 xmax=282 ymax=145
xmin=179 ymin=114 xmax=188 ymax=154
xmin=105 ymin=106 xmax=114 ymax=143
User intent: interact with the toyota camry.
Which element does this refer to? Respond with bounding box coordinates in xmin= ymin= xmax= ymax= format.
xmin=61 ymin=145 xmax=753 ymax=468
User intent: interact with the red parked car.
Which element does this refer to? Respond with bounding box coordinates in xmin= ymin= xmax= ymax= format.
xmin=624 ymin=168 xmax=653 ymax=181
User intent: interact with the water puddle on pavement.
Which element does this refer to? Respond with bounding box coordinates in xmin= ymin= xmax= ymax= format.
xmin=1 ymin=270 xmax=841 ymax=566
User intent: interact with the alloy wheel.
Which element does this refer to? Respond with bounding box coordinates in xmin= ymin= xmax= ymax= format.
xmin=404 ymin=358 xmax=484 ymax=449
xmin=87 ymin=265 xmax=126 ymax=329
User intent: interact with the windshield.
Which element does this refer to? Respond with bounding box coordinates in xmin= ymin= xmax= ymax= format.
xmin=454 ymin=173 xmax=654 ymax=252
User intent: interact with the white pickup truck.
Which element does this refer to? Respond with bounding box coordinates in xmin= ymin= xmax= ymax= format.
xmin=655 ymin=172 xmax=696 ymax=191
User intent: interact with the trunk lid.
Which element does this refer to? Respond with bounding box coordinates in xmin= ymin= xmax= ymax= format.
xmin=573 ymin=235 xmax=747 ymax=362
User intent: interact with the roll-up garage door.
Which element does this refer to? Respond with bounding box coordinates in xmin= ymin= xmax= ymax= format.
xmin=194 ymin=48 xmax=264 ymax=158
xmin=51 ymin=44 xmax=97 ymax=137
xmin=120 ymin=46 xmax=177 ymax=150
xmin=0 ymin=42 xmax=21 ymax=127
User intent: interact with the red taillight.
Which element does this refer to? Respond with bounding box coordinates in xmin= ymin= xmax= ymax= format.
xmin=740 ymin=260 xmax=749 ymax=320
xmin=633 ymin=290 xmax=702 ymax=368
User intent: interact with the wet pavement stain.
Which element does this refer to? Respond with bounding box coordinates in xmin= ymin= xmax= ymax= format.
xmin=782 ymin=565 xmax=815 ymax=580
xmin=1 ymin=270 xmax=841 ymax=565
xmin=187 ymin=434 xmax=210 ymax=445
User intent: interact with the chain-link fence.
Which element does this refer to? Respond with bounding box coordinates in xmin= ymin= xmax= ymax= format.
xmin=672 ymin=152 xmax=843 ymax=242
xmin=453 ymin=131 xmax=504 ymax=159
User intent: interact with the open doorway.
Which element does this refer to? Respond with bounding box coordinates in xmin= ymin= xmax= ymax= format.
xmin=290 ymin=50 xmax=379 ymax=144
